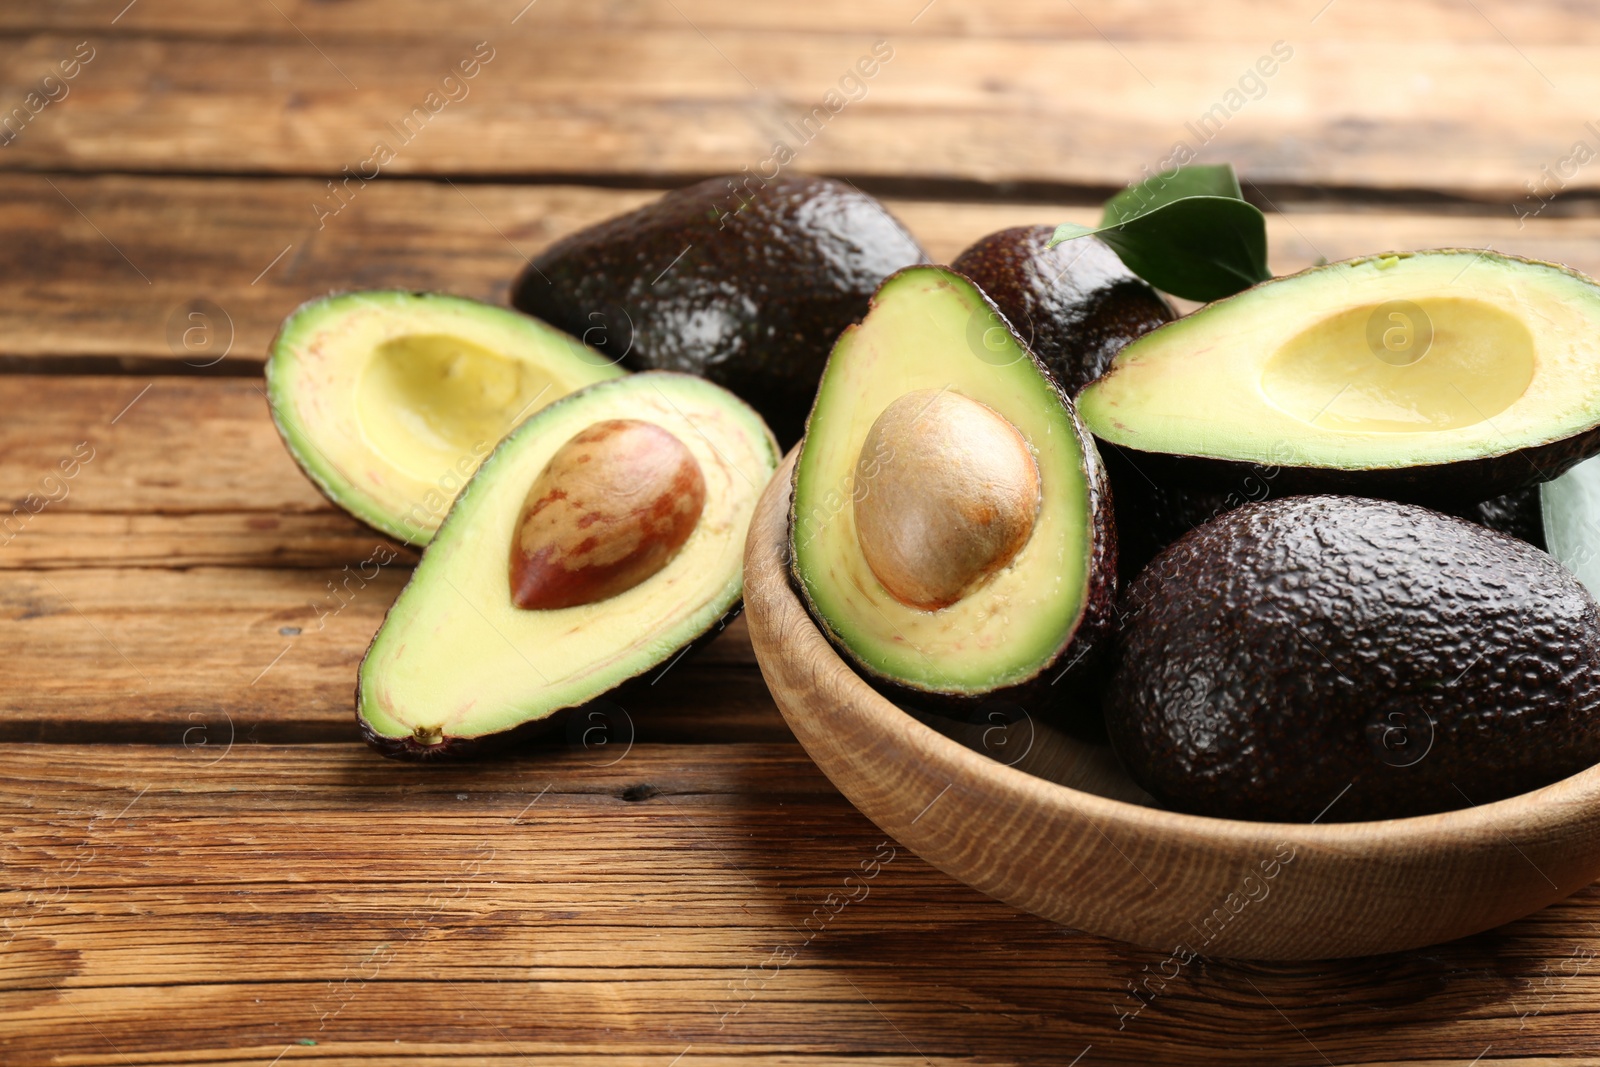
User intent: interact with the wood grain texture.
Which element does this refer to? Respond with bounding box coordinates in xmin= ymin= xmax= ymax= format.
xmin=0 ymin=373 xmax=421 ymax=590
xmin=744 ymin=452 xmax=1600 ymax=959
xmin=0 ymin=373 xmax=768 ymax=742
xmin=0 ymin=559 xmax=772 ymax=742
xmin=5 ymin=0 xmax=1598 ymax=41
xmin=4 ymin=741 xmax=1600 ymax=1067
xmin=0 ymin=10 xmax=1595 ymax=195
xmin=9 ymin=174 xmax=1600 ymax=365
xmin=6 ymin=2 xmax=1600 ymax=1059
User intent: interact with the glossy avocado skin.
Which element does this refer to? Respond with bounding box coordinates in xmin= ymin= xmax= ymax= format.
xmin=952 ymin=226 xmax=1174 ymax=394
xmin=1105 ymin=449 xmax=1553 ymax=582
xmin=1103 ymin=423 xmax=1600 ymax=512
xmin=1457 ymin=485 xmax=1546 ymax=550
xmin=1108 ymin=495 xmax=1600 ymax=822
xmin=511 ymin=175 xmax=926 ymax=447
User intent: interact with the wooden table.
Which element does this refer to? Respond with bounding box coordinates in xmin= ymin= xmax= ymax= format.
xmin=5 ymin=2 xmax=1600 ymax=1063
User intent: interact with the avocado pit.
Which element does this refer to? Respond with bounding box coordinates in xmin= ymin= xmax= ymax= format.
xmin=852 ymin=389 xmax=1041 ymax=611
xmin=510 ymin=419 xmax=706 ymax=610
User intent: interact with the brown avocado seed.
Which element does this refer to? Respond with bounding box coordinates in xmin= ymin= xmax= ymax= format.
xmin=510 ymin=419 xmax=706 ymax=610
xmin=852 ymin=388 xmax=1041 ymax=611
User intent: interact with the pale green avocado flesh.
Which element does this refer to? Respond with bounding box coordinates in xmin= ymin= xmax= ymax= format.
xmin=1078 ymin=251 xmax=1600 ymax=471
xmin=790 ymin=266 xmax=1097 ymax=696
xmin=266 ymin=290 xmax=624 ymax=546
xmin=358 ymin=373 xmax=778 ymax=747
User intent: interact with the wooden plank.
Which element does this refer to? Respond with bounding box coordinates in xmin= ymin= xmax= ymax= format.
xmin=0 ymin=20 xmax=1594 ymax=195
xmin=0 ymin=176 xmax=656 ymax=361
xmin=0 ymin=375 xmax=333 ymax=515
xmin=0 ymin=560 xmax=772 ymax=742
xmin=0 ymin=511 xmax=412 ymax=571
xmin=6 ymin=174 xmax=1600 ymax=364
xmin=0 ymin=375 xmax=402 ymax=572
xmin=3 ymin=0 xmax=1597 ymax=42
xmin=2 ymin=741 xmax=1598 ymax=1066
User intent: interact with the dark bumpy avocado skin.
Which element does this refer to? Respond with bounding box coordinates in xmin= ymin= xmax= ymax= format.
xmin=511 ymin=175 xmax=926 ymax=447
xmin=1100 ymin=448 xmax=1249 ymax=584
xmin=1102 ymin=416 xmax=1600 ymax=511
xmin=1107 ymin=438 xmax=1555 ymax=579
xmin=1107 ymin=450 xmax=1550 ymax=582
xmin=1458 ymin=486 xmax=1547 ymax=550
xmin=1108 ymin=496 xmax=1600 ymax=822
xmin=952 ymin=227 xmax=1174 ymax=394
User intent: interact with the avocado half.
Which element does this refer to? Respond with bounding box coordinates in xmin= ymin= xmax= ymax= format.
xmin=789 ymin=265 xmax=1116 ymax=716
xmin=1079 ymin=250 xmax=1600 ymax=505
xmin=358 ymin=372 xmax=778 ymax=759
xmin=510 ymin=175 xmax=927 ymax=448
xmin=266 ymin=290 xmax=624 ymax=546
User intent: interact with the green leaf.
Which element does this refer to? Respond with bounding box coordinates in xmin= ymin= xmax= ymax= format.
xmin=1099 ymin=163 xmax=1245 ymax=226
xmin=1049 ymin=164 xmax=1270 ymax=302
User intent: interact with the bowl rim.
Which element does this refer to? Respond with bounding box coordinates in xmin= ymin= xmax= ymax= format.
xmin=754 ymin=449 xmax=1600 ymax=849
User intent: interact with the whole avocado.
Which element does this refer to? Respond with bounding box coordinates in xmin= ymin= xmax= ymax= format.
xmin=510 ymin=175 xmax=926 ymax=447
xmin=952 ymin=226 xmax=1173 ymax=394
xmin=1107 ymin=495 xmax=1600 ymax=822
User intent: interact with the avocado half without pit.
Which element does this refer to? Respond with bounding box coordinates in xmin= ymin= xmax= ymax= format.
xmin=790 ymin=265 xmax=1116 ymax=716
xmin=266 ymin=291 xmax=623 ymax=546
xmin=1078 ymin=250 xmax=1600 ymax=505
xmin=358 ymin=372 xmax=778 ymax=758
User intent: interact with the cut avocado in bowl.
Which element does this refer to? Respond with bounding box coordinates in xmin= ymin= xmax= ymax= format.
xmin=358 ymin=372 xmax=779 ymax=759
xmin=1078 ymin=250 xmax=1600 ymax=505
xmin=266 ymin=290 xmax=624 ymax=546
xmin=789 ymin=265 xmax=1115 ymax=716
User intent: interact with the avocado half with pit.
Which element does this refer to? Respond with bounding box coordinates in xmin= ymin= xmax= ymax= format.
xmin=358 ymin=372 xmax=778 ymax=759
xmin=266 ymin=290 xmax=624 ymax=546
xmin=790 ymin=265 xmax=1116 ymax=715
xmin=1078 ymin=250 xmax=1600 ymax=504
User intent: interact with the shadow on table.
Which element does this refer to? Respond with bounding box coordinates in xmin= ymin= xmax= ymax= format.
xmin=710 ymin=794 xmax=1560 ymax=1067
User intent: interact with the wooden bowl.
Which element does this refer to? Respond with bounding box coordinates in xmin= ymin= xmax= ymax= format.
xmin=743 ymin=452 xmax=1600 ymax=960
